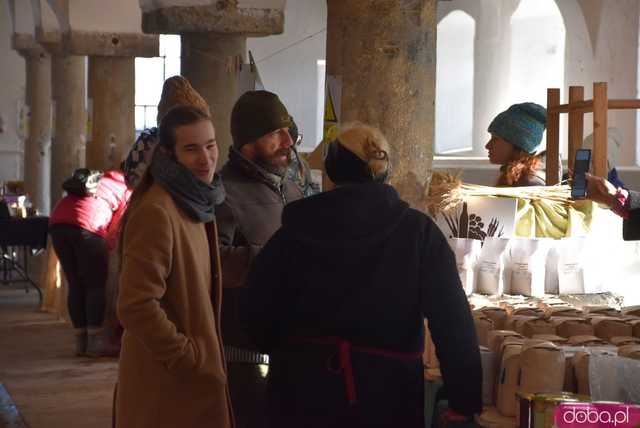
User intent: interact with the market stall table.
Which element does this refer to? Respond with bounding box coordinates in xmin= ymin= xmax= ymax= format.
xmin=0 ymin=216 xmax=49 ymax=303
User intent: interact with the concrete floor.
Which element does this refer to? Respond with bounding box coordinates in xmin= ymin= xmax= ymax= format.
xmin=0 ymin=284 xmax=117 ymax=428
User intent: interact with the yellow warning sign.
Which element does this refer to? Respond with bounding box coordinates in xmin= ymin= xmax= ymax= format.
xmin=324 ymin=88 xmax=337 ymax=123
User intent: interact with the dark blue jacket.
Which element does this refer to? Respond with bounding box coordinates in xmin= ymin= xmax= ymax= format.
xmin=244 ymin=183 xmax=482 ymax=425
xmin=624 ymin=190 xmax=640 ymax=240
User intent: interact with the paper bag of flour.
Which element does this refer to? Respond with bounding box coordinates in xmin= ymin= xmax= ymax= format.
xmin=545 ymin=242 xmax=560 ymax=294
xmin=518 ymin=342 xmax=565 ymax=394
xmin=552 ymin=317 xmax=594 ymax=338
xmin=448 ymin=237 xmax=481 ymax=295
xmin=479 ymin=306 xmax=508 ymax=330
xmin=505 ymin=238 xmax=549 ymax=296
xmin=475 ymin=237 xmax=510 ymax=295
xmin=557 ymin=237 xmax=589 ymax=294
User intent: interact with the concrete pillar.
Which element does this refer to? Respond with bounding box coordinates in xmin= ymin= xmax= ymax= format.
xmin=50 ymin=55 xmax=87 ymax=206
xmin=15 ymin=42 xmax=52 ymax=215
xmin=326 ymin=0 xmax=437 ymax=208
xmin=181 ymin=33 xmax=246 ymax=167
xmin=141 ymin=3 xmax=284 ymax=168
xmin=87 ymin=56 xmax=135 ymax=170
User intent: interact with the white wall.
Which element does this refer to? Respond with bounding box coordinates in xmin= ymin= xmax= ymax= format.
xmin=435 ymin=10 xmax=474 ymax=154
xmin=9 ymin=0 xmax=36 ymax=34
xmin=590 ymin=1 xmax=639 ymax=167
xmin=32 ymin=0 xmax=59 ymax=34
xmin=247 ymin=0 xmax=326 ymax=151
xmin=0 ymin=2 xmax=25 ymax=181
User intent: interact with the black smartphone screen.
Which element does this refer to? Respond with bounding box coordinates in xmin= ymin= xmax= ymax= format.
xmin=571 ymin=149 xmax=591 ymax=199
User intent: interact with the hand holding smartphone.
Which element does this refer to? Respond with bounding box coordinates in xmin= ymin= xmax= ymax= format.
xmin=571 ymin=149 xmax=591 ymax=199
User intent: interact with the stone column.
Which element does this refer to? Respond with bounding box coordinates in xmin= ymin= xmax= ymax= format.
xmin=141 ymin=3 xmax=284 ymax=168
xmin=181 ymin=34 xmax=246 ymax=166
xmin=87 ymin=56 xmax=135 ymax=170
xmin=50 ymin=55 xmax=87 ymax=206
xmin=14 ymin=37 xmax=52 ymax=214
xmin=326 ymin=0 xmax=437 ymax=208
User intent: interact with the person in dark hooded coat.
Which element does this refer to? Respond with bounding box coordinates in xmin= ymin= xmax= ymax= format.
xmin=244 ymin=123 xmax=482 ymax=428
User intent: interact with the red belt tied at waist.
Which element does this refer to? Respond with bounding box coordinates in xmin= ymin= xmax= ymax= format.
xmin=289 ymin=336 xmax=423 ymax=405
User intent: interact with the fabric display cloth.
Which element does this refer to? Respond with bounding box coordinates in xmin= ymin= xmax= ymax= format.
xmin=0 ymin=216 xmax=49 ymax=249
xmin=515 ymin=199 xmax=595 ymax=238
xmin=589 ymin=354 xmax=640 ymax=403
xmin=0 ymin=216 xmax=49 ymax=302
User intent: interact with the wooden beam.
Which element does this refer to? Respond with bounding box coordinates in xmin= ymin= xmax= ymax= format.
xmin=550 ymin=99 xmax=640 ymax=115
xmin=549 ymin=100 xmax=593 ymax=114
xmin=592 ymin=82 xmax=608 ymax=177
xmin=568 ymin=86 xmax=584 ymax=171
xmin=546 ymin=88 xmax=561 ymax=185
xmin=607 ymin=99 xmax=640 ymax=110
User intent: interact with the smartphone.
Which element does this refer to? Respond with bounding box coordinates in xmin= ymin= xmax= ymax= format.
xmin=571 ymin=148 xmax=592 ymax=199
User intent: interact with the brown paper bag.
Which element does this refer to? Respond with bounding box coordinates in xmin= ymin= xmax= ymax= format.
xmin=511 ymin=307 xmax=545 ymax=317
xmin=610 ymin=336 xmax=640 ymax=347
xmin=531 ymin=334 xmax=568 ymax=345
xmin=621 ymin=305 xmax=640 ymax=317
xmin=568 ymin=335 xmax=609 ymax=346
xmin=583 ymin=306 xmax=620 ymax=317
xmin=497 ymin=343 xmax=523 ymax=417
xmin=481 ymin=307 xmax=508 ymax=330
xmin=487 ymin=330 xmax=524 ymax=368
xmin=563 ymin=355 xmax=578 ymax=393
xmin=518 ymin=342 xmax=565 ymax=395
xmin=474 ymin=314 xmax=495 ymax=348
xmin=591 ymin=317 xmax=632 ymax=341
xmin=552 ymin=317 xmax=594 ymax=338
xmin=506 ymin=315 xmax=536 ymax=332
xmin=618 ymin=344 xmax=640 ymax=360
xmin=477 ymin=406 xmax=517 ymax=428
xmin=545 ymin=306 xmax=583 ymax=318
xmin=573 ymin=352 xmax=590 ymax=396
xmin=519 ymin=318 xmax=557 ymax=338
xmin=629 ymin=319 xmax=640 ymax=338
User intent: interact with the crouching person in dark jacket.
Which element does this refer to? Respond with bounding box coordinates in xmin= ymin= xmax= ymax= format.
xmin=243 ymin=122 xmax=483 ymax=428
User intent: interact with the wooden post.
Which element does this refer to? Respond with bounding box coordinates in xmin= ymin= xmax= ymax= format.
xmin=546 ymin=88 xmax=561 ymax=185
xmin=592 ymin=82 xmax=608 ymax=177
xmin=568 ymin=86 xmax=584 ymax=171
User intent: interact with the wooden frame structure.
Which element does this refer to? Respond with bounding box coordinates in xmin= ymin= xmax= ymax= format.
xmin=546 ymin=82 xmax=640 ymax=184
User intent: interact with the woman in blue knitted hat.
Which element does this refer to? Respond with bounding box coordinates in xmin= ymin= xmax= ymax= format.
xmin=485 ymin=102 xmax=548 ymax=186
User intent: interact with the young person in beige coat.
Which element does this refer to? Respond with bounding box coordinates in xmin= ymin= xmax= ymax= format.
xmin=116 ymin=106 xmax=233 ymax=428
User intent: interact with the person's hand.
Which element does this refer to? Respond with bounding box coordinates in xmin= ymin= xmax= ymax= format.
xmin=585 ymin=173 xmax=618 ymax=208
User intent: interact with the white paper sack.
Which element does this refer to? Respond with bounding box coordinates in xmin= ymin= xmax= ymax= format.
xmin=557 ymin=237 xmax=587 ymax=294
xmin=475 ymin=237 xmax=510 ymax=295
xmin=448 ymin=238 xmax=481 ymax=295
xmin=506 ymin=238 xmax=550 ymax=297
xmin=545 ymin=242 xmax=559 ymax=294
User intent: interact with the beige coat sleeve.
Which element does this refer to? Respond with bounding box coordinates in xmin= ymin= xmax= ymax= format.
xmin=117 ymin=202 xmax=198 ymax=373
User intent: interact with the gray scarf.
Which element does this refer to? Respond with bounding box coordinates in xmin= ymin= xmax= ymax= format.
xmin=150 ymin=150 xmax=225 ymax=222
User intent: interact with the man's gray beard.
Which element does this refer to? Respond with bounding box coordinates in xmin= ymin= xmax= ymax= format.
xmin=255 ymin=153 xmax=291 ymax=176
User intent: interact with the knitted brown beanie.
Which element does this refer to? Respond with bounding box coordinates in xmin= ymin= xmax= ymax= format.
xmin=156 ymin=76 xmax=211 ymax=123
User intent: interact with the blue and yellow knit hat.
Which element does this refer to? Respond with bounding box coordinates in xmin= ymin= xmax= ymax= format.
xmin=488 ymin=102 xmax=547 ymax=154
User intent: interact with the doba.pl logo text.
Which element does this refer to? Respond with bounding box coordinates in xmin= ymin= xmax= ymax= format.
xmin=555 ymin=403 xmax=640 ymax=428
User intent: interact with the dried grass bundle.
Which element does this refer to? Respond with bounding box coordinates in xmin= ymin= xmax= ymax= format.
xmin=426 ymin=171 xmax=572 ymax=214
